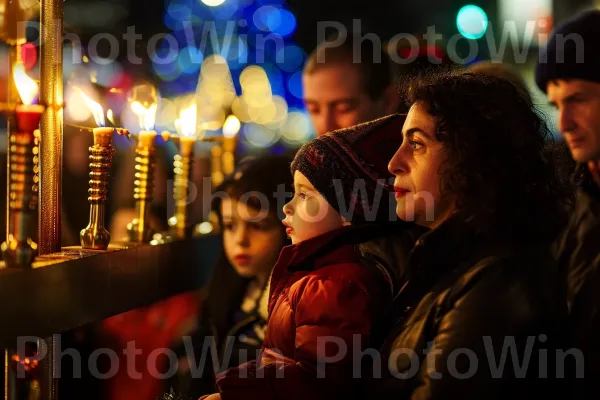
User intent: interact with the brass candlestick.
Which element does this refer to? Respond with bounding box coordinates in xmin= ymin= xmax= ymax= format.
xmin=222 ymin=136 xmax=236 ymax=176
xmin=169 ymin=137 xmax=195 ymax=239
xmin=1 ymin=105 xmax=44 ymax=268
xmin=127 ymin=131 xmax=157 ymax=243
xmin=80 ymin=128 xmax=116 ymax=250
xmin=221 ymin=114 xmax=240 ymax=177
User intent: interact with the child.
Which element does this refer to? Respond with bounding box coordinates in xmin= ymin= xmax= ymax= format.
xmin=163 ymin=155 xmax=294 ymax=399
xmin=203 ymin=114 xmax=419 ymax=400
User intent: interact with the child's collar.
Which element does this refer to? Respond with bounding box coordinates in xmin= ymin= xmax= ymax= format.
xmin=276 ymin=222 xmax=400 ymax=271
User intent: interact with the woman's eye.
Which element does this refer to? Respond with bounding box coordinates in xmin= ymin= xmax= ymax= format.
xmin=222 ymin=222 xmax=233 ymax=231
xmin=409 ymin=141 xmax=424 ymax=151
xmin=297 ymin=192 xmax=307 ymax=200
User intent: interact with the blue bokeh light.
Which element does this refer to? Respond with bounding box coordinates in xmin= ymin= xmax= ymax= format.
xmin=178 ymin=46 xmax=204 ymax=74
xmin=262 ymin=63 xmax=285 ymax=97
xmin=275 ymin=44 xmax=304 ymax=72
xmin=266 ymin=8 xmax=296 ymax=37
xmin=253 ymin=6 xmax=278 ymax=32
xmin=220 ymin=34 xmax=249 ymax=69
xmin=209 ymin=0 xmax=241 ymax=20
xmin=456 ymin=5 xmax=488 ymax=39
xmin=287 ymin=71 xmax=303 ymax=99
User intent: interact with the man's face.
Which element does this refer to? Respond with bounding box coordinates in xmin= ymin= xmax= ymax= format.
xmin=548 ymin=79 xmax=600 ymax=162
xmin=303 ymin=64 xmax=391 ymax=135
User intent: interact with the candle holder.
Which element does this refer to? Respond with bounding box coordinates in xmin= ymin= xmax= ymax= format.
xmin=1 ymin=104 xmax=44 ymax=268
xmin=169 ymin=137 xmax=195 ymax=239
xmin=127 ymin=131 xmax=157 ymax=243
xmin=80 ymin=128 xmax=116 ymax=250
xmin=211 ymin=144 xmax=224 ymax=187
xmin=222 ymin=135 xmax=236 ymax=176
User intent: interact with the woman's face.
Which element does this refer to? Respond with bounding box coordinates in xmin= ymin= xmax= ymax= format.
xmin=221 ymin=198 xmax=286 ymax=284
xmin=388 ymin=102 xmax=454 ymax=229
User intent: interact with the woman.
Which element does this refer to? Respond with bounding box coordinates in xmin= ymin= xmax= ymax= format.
xmin=366 ymin=70 xmax=571 ymax=399
xmin=163 ymin=154 xmax=294 ymax=399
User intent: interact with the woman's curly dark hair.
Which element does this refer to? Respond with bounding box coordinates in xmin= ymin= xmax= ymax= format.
xmin=401 ymin=68 xmax=572 ymax=242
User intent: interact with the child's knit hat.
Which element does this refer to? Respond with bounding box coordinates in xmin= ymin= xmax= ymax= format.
xmin=291 ymin=113 xmax=405 ymax=224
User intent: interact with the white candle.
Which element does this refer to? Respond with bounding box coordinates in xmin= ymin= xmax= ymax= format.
xmin=137 ymin=130 xmax=157 ymax=149
xmin=92 ymin=127 xmax=115 ymax=147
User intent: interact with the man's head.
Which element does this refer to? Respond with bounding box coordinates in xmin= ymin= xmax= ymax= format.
xmin=303 ymin=34 xmax=400 ymax=135
xmin=535 ymin=9 xmax=600 ymax=162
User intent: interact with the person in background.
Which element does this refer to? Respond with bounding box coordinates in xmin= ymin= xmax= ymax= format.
xmin=161 ymin=154 xmax=294 ymax=399
xmin=367 ymin=69 xmax=570 ymax=399
xmin=302 ymin=32 xmax=401 ymax=135
xmin=535 ymin=9 xmax=600 ymax=399
xmin=204 ymin=114 xmax=421 ymax=400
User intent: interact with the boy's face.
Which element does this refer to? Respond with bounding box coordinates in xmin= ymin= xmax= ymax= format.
xmin=282 ymin=170 xmax=346 ymax=244
xmin=221 ymin=199 xmax=285 ymax=284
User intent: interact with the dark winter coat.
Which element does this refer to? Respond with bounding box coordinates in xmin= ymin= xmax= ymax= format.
xmin=555 ymin=163 xmax=600 ymax=399
xmin=365 ymin=215 xmax=568 ymax=400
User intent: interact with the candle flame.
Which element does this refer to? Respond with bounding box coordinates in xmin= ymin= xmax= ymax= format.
xmin=175 ymin=104 xmax=197 ymax=138
xmin=107 ymin=109 xmax=115 ymax=126
xmin=79 ymin=89 xmax=105 ymax=127
xmin=12 ymin=63 xmax=38 ymax=105
xmin=223 ymin=115 xmax=241 ymax=138
xmin=131 ymin=101 xmax=157 ymax=131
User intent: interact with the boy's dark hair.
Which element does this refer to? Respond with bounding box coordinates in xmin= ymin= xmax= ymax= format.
xmin=212 ymin=154 xmax=294 ymax=221
xmin=402 ymin=68 xmax=572 ymax=242
xmin=304 ymin=31 xmax=395 ymax=101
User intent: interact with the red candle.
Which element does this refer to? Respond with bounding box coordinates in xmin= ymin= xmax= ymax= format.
xmin=16 ymin=104 xmax=44 ymax=133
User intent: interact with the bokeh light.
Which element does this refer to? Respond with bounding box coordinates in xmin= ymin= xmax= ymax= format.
xmin=243 ymin=123 xmax=280 ymax=148
xmin=64 ymin=84 xmax=93 ymax=123
xmin=220 ymin=34 xmax=249 ymax=69
xmin=209 ymin=0 xmax=240 ymax=19
xmin=178 ymin=46 xmax=204 ymax=74
xmin=275 ymin=44 xmax=304 ymax=72
xmin=253 ymin=6 xmax=278 ymax=31
xmin=269 ymin=95 xmax=288 ymax=125
xmin=287 ymin=71 xmax=303 ymax=99
xmin=201 ymin=0 xmax=226 ymax=6
xmin=456 ymin=5 xmax=488 ymax=39
xmin=261 ymin=63 xmax=284 ymax=96
xmin=92 ymin=61 xmax=124 ymax=87
xmin=266 ymin=8 xmax=296 ymax=37
xmin=154 ymin=0 xmax=305 ymax=151
xmin=155 ymin=98 xmax=178 ymax=132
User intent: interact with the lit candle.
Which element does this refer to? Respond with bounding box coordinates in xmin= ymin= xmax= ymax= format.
xmin=169 ymin=104 xmax=197 ymax=239
xmin=77 ymin=90 xmax=127 ymax=250
xmin=222 ymin=114 xmax=240 ymax=176
xmin=131 ymin=101 xmax=158 ymax=149
xmin=13 ymin=63 xmax=44 ymax=132
xmin=1 ymin=63 xmax=44 ymax=268
xmin=127 ymin=100 xmax=158 ymax=243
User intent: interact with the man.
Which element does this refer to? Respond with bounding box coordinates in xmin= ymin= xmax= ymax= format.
xmin=302 ymin=33 xmax=400 ymax=135
xmin=535 ymin=9 xmax=600 ymax=399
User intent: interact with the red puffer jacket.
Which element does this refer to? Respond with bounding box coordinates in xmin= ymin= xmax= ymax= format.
xmin=212 ymin=223 xmax=405 ymax=400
